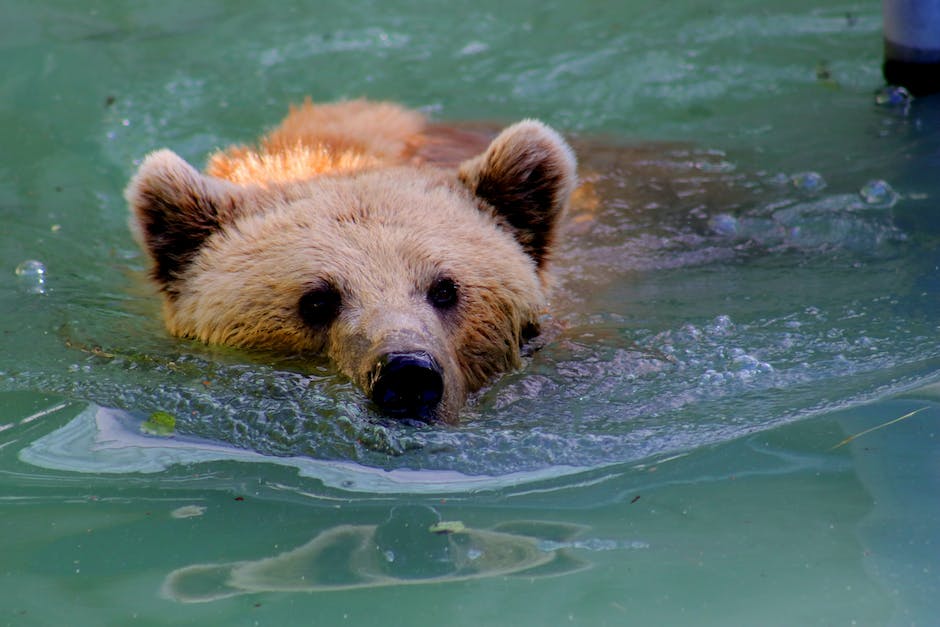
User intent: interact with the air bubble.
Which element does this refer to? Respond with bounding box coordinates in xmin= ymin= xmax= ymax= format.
xmin=709 ymin=213 xmax=739 ymax=237
xmin=707 ymin=315 xmax=734 ymax=336
xmin=732 ymin=353 xmax=774 ymax=374
xmin=859 ymin=179 xmax=899 ymax=207
xmin=874 ymin=85 xmax=912 ymax=108
xmin=790 ymin=172 xmax=827 ymax=194
xmin=701 ymin=369 xmax=724 ymax=385
xmin=14 ymin=260 xmax=47 ymax=294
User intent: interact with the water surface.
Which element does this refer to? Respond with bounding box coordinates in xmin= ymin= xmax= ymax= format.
xmin=2 ymin=1 xmax=939 ymax=624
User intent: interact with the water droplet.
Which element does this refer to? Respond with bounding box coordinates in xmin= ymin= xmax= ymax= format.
xmin=15 ymin=260 xmax=47 ymax=294
xmin=708 ymin=213 xmax=739 ymax=237
xmin=874 ymin=85 xmax=912 ymax=108
xmin=790 ymin=172 xmax=827 ymax=194
xmin=858 ymin=179 xmax=898 ymax=207
xmin=575 ymin=538 xmax=619 ymax=551
xmin=458 ymin=41 xmax=489 ymax=56
xmin=696 ymin=159 xmax=736 ymax=173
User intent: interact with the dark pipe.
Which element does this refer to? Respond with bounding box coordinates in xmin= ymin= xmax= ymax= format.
xmin=883 ymin=0 xmax=940 ymax=96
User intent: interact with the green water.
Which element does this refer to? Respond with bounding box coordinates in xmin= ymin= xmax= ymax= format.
xmin=2 ymin=0 xmax=939 ymax=625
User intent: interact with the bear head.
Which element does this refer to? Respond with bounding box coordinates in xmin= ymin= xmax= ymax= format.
xmin=126 ymin=121 xmax=576 ymax=423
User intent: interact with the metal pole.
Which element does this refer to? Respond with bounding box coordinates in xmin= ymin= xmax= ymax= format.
xmin=883 ymin=0 xmax=940 ymax=96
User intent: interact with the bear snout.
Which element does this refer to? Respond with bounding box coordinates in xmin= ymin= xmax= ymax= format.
xmin=368 ymin=351 xmax=445 ymax=422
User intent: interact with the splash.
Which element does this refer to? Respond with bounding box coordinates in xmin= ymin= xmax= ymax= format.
xmin=5 ymin=143 xmax=940 ymax=480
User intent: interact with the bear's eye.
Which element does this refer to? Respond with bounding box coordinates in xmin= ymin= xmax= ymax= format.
xmin=299 ymin=284 xmax=341 ymax=328
xmin=427 ymin=277 xmax=458 ymax=310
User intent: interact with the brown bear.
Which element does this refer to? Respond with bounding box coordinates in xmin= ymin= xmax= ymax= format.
xmin=126 ymin=99 xmax=577 ymax=423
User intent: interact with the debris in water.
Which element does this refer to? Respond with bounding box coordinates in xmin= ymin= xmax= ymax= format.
xmin=171 ymin=505 xmax=207 ymax=519
xmin=429 ymin=520 xmax=466 ymax=535
xmin=141 ymin=411 xmax=176 ymax=437
xmin=831 ymin=407 xmax=928 ymax=450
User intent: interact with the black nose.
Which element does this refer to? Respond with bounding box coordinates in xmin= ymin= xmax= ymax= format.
xmin=370 ymin=351 xmax=444 ymax=421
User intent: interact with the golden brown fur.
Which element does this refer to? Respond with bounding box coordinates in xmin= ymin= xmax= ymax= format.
xmin=127 ymin=99 xmax=576 ymax=423
xmin=205 ymin=98 xmax=425 ymax=184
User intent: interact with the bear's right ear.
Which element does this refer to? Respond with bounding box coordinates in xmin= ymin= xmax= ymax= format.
xmin=458 ymin=120 xmax=577 ymax=269
xmin=126 ymin=149 xmax=246 ymax=295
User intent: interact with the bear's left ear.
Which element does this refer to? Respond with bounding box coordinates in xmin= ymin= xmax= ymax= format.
xmin=458 ymin=120 xmax=577 ymax=268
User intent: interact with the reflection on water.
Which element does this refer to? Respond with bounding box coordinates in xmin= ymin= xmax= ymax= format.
xmin=163 ymin=504 xmax=595 ymax=602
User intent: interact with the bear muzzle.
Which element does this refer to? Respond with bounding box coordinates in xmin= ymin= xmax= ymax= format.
xmin=368 ymin=351 xmax=445 ymax=422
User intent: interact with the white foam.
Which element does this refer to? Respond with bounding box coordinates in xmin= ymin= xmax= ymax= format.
xmin=18 ymin=404 xmax=590 ymax=494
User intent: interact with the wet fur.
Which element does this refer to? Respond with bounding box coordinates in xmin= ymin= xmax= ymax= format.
xmin=127 ymin=99 xmax=576 ymax=422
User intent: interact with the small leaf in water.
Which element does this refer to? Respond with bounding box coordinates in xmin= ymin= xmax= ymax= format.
xmin=141 ymin=410 xmax=176 ymax=436
xmin=429 ymin=520 xmax=465 ymax=535
xmin=815 ymin=61 xmax=838 ymax=89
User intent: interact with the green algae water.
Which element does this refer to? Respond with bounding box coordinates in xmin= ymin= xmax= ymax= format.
xmin=2 ymin=1 xmax=939 ymax=624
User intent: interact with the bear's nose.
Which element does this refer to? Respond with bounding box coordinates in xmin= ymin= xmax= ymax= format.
xmin=369 ymin=351 xmax=444 ymax=421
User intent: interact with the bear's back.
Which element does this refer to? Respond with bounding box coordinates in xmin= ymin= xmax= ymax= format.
xmin=205 ymin=99 xmax=494 ymax=187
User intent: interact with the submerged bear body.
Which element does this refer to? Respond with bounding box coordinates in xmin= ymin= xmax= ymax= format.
xmin=127 ymin=99 xmax=577 ymax=423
